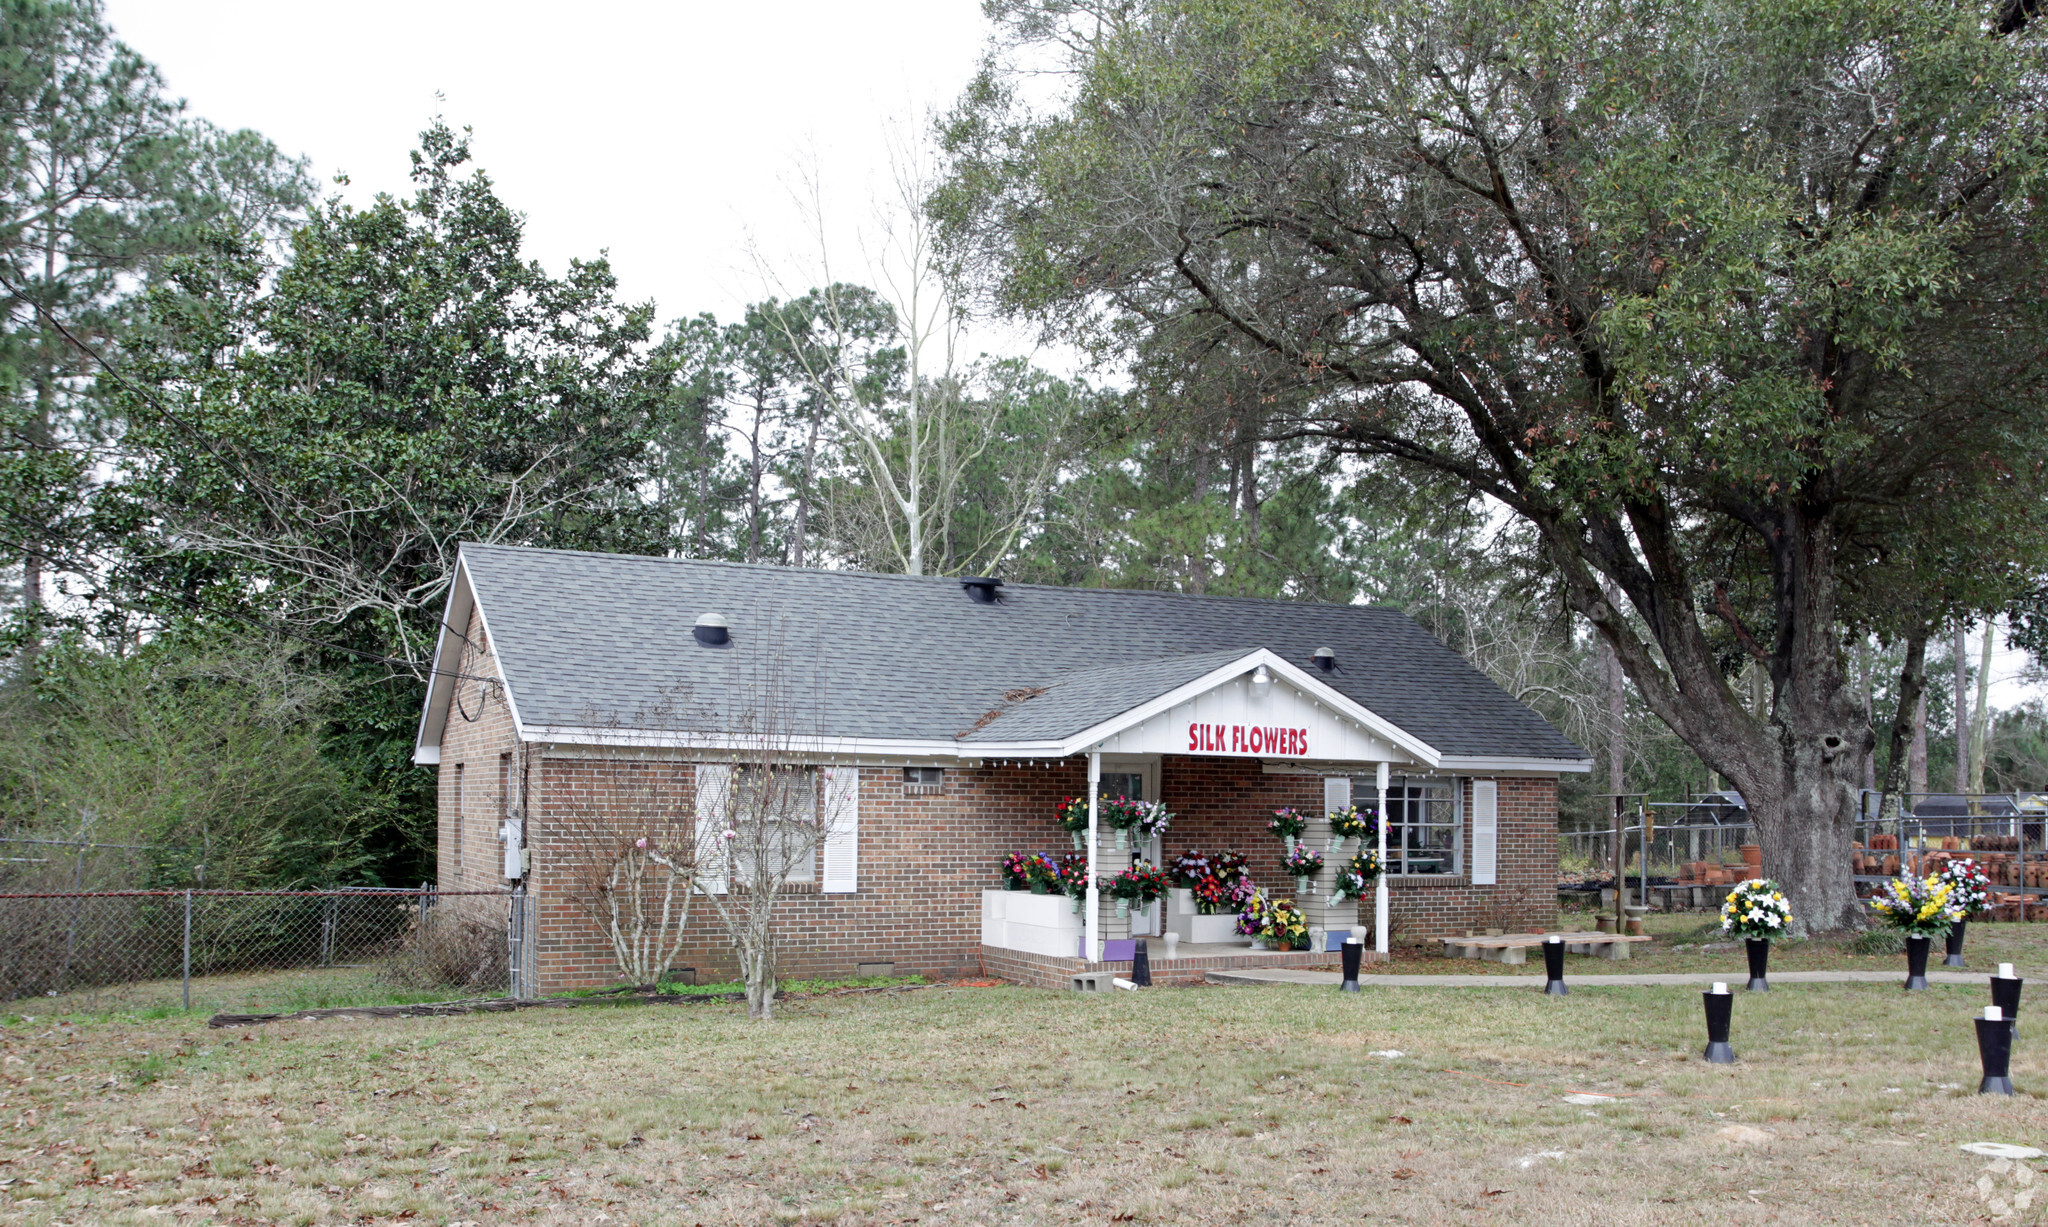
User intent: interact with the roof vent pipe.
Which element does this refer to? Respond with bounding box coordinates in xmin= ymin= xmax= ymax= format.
xmin=961 ymin=577 xmax=1004 ymax=604
xmin=693 ymin=612 xmax=730 ymax=646
xmin=1313 ymin=647 xmax=1336 ymax=672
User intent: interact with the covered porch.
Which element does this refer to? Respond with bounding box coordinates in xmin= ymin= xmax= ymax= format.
xmin=971 ymin=649 xmax=1455 ymax=985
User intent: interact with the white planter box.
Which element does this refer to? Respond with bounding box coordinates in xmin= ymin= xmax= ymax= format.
xmin=982 ymin=889 xmax=1085 ymax=958
xmin=1167 ymin=888 xmax=1242 ymax=944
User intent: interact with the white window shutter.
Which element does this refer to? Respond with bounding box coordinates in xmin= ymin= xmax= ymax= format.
xmin=695 ymin=763 xmax=732 ymax=895
xmin=1323 ymin=776 xmax=1352 ymax=814
xmin=1471 ymin=779 xmax=1499 ymax=886
xmin=821 ymin=766 xmax=860 ymax=893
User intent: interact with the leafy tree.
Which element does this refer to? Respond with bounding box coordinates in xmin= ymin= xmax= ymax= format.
xmin=940 ymin=0 xmax=2048 ymax=931
xmin=0 ymin=632 xmax=364 ymax=890
xmin=0 ymin=0 xmax=310 ymax=649
xmin=102 ymin=123 xmax=670 ymax=881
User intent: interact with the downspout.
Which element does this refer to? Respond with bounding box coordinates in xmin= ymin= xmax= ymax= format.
xmin=1086 ymin=752 xmax=1101 ymax=962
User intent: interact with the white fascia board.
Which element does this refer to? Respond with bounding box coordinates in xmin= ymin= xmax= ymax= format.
xmin=1438 ymin=755 xmax=1595 ymax=774
xmin=411 ymin=557 xmax=476 ymax=765
xmin=1051 ymin=647 xmax=1441 ymax=767
xmin=522 ymin=725 xmax=994 ymax=764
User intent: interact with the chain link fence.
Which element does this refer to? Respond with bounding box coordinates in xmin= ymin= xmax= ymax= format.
xmin=0 ymin=888 xmax=515 ymax=1015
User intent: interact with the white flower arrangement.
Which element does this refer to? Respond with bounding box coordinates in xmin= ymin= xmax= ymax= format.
xmin=1720 ymin=878 xmax=1794 ymax=940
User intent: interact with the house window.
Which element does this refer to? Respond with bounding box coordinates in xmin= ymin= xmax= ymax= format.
xmin=903 ymin=766 xmax=944 ymax=796
xmin=727 ymin=766 xmax=818 ymax=884
xmin=1353 ymin=776 xmax=1460 ymax=875
xmin=1098 ymin=771 xmax=1145 ymax=802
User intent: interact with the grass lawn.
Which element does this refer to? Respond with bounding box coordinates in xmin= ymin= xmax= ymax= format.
xmin=6 ymin=964 xmax=2048 ymax=1223
xmin=1373 ymin=912 xmax=2048 ymax=977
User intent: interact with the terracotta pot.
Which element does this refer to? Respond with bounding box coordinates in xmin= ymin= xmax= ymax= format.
xmin=1740 ymin=844 xmax=1763 ymax=873
xmin=1884 ymin=855 xmax=1900 ymax=875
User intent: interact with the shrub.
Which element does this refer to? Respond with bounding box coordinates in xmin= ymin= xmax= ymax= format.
xmin=387 ymin=898 xmax=508 ymax=993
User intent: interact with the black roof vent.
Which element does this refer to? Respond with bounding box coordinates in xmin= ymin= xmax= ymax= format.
xmin=693 ymin=612 xmax=731 ymax=646
xmin=961 ymin=577 xmax=1004 ymax=604
xmin=1313 ymin=646 xmax=1336 ymax=672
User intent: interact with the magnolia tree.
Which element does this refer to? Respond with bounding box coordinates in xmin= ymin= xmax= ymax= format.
xmin=690 ymin=639 xmax=835 ymax=1021
xmin=551 ymin=752 xmax=700 ymax=986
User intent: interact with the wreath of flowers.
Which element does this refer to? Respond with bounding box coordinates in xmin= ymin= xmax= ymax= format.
xmin=1102 ymin=863 xmax=1171 ymax=905
xmin=1267 ymin=808 xmax=1309 ymax=841
xmin=1869 ymin=873 xmax=1963 ymax=936
xmin=1328 ymin=849 xmax=1381 ymax=904
xmin=1327 ymin=806 xmax=1370 ymax=840
xmin=1280 ymin=845 xmax=1324 ymax=878
xmin=1719 ymin=878 xmax=1794 ymax=940
xmin=1934 ymin=857 xmax=1992 ymax=919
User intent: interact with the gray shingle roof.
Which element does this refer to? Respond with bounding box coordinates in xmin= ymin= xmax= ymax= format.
xmin=446 ymin=544 xmax=1587 ymax=763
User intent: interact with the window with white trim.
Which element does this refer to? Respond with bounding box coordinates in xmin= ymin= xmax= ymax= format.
xmin=727 ymin=765 xmax=818 ymax=884
xmin=1353 ymin=775 xmax=1461 ymax=875
xmin=902 ymin=766 xmax=944 ymax=796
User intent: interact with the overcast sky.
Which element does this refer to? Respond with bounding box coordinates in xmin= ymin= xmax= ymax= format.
xmin=103 ymin=0 xmax=996 ymax=328
xmin=96 ymin=1 xmax=2045 ymax=711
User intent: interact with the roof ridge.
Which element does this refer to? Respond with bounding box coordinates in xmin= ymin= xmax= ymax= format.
xmin=458 ymin=542 xmax=1403 ymax=615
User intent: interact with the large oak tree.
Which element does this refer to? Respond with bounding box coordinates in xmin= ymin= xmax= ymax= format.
xmin=940 ymin=0 xmax=2048 ymax=929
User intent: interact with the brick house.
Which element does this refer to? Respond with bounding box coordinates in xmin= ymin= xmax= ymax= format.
xmin=413 ymin=545 xmax=1589 ymax=992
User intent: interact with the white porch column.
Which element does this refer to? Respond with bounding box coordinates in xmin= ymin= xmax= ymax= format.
xmin=1375 ymin=761 xmax=1390 ymax=956
xmin=1086 ymin=751 xmax=1101 ymax=962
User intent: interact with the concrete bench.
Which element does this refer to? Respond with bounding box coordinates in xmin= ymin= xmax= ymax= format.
xmin=1438 ymin=931 xmax=1653 ymax=964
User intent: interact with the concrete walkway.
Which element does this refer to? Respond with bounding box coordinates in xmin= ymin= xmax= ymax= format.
xmin=1207 ymin=967 xmax=1998 ymax=988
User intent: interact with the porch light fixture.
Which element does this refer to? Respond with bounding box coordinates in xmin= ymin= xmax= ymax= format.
xmin=1251 ymin=665 xmax=1272 ymax=688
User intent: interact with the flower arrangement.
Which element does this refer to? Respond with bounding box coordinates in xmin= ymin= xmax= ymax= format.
xmin=1001 ymin=851 xmax=1034 ymax=890
xmin=1261 ymin=899 xmax=1312 ymax=950
xmin=1103 ymin=863 xmax=1171 ymax=906
xmin=1234 ymin=891 xmax=1275 ymax=939
xmin=1022 ymin=853 xmax=1065 ymax=894
xmin=1192 ymin=870 xmax=1259 ymax=915
xmin=1168 ymin=849 xmax=1215 ymax=888
xmin=1869 ymin=873 xmax=1963 ymax=936
xmin=1328 ymin=849 xmax=1381 ymax=904
xmin=1280 ymin=845 xmax=1324 ymax=880
xmin=1267 ymin=808 xmax=1309 ymax=841
xmin=1211 ymin=849 xmax=1250 ymax=884
xmin=1934 ymin=857 xmax=1992 ymax=919
xmin=1719 ymin=878 xmax=1794 ymax=940
xmin=1055 ymin=795 xmax=1091 ymax=834
xmin=1328 ymin=805 xmax=1370 ymax=841
xmin=1057 ymin=853 xmax=1091 ymax=899
xmin=1132 ymin=799 xmax=1174 ymax=841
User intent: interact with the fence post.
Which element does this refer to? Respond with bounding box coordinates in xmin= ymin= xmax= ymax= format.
xmin=181 ymin=889 xmax=192 ymax=1011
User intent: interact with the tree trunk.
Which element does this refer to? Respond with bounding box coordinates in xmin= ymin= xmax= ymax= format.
xmin=1968 ymin=619 xmax=1995 ymax=795
xmin=1908 ymin=691 xmax=1928 ymax=802
xmin=1954 ymin=622 xmax=1971 ymax=792
xmin=1878 ymin=630 xmax=1928 ymax=825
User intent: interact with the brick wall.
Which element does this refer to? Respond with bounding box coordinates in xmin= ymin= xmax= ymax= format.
xmin=434 ymin=607 xmax=519 ymax=892
xmin=466 ymin=749 xmax=1561 ymax=993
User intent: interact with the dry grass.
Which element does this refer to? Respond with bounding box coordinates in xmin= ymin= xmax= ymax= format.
xmin=5 ymin=971 xmax=2048 ymax=1224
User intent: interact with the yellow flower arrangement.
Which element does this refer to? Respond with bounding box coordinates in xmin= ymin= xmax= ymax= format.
xmin=1868 ymin=873 xmax=1961 ymax=936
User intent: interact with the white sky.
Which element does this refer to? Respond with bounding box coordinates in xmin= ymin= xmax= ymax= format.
xmin=103 ymin=0 xmax=997 ymax=329
xmin=95 ymin=2 xmax=2048 ymax=712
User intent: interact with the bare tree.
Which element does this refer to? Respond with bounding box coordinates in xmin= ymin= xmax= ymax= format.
xmin=688 ymin=629 xmax=835 ymax=1021
xmin=548 ymin=732 xmax=700 ymax=986
xmin=758 ymin=131 xmax=1071 ymax=577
